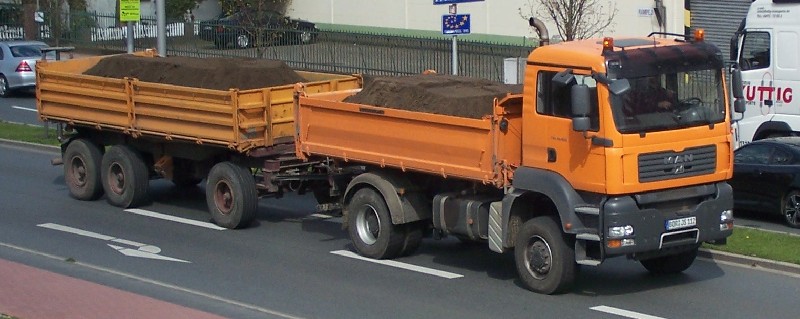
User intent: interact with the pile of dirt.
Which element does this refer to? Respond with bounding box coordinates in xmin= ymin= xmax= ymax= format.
xmin=344 ymin=74 xmax=521 ymax=119
xmin=83 ymin=55 xmax=305 ymax=91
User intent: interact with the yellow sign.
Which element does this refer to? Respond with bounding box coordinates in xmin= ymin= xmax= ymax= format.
xmin=119 ymin=0 xmax=140 ymax=22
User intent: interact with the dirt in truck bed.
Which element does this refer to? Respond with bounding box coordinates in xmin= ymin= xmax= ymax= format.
xmin=345 ymin=74 xmax=522 ymax=119
xmin=83 ymin=55 xmax=305 ymax=91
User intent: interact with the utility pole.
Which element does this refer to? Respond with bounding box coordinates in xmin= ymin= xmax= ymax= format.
xmin=157 ymin=0 xmax=166 ymax=56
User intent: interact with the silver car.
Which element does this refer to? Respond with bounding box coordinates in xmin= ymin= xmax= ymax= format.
xmin=0 ymin=40 xmax=54 ymax=97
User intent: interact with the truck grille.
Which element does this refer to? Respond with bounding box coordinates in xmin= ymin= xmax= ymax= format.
xmin=638 ymin=145 xmax=716 ymax=182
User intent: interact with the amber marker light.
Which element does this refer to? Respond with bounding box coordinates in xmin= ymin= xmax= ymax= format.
xmin=602 ymin=37 xmax=614 ymax=52
xmin=694 ymin=28 xmax=705 ymax=42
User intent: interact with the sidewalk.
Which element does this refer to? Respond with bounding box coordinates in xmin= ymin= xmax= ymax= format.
xmin=0 ymin=259 xmax=226 ymax=319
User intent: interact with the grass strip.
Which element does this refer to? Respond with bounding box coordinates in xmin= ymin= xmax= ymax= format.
xmin=0 ymin=121 xmax=60 ymax=146
xmin=703 ymin=226 xmax=800 ymax=265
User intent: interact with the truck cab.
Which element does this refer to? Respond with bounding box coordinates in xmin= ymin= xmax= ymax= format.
xmin=731 ymin=0 xmax=800 ymax=147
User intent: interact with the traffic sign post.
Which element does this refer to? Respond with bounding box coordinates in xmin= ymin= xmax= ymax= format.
xmin=119 ymin=0 xmax=140 ymax=53
xmin=433 ymin=0 xmax=484 ymax=4
xmin=442 ymin=13 xmax=470 ymax=75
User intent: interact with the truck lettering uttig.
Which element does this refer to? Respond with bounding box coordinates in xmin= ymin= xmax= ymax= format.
xmin=744 ymin=85 xmax=793 ymax=103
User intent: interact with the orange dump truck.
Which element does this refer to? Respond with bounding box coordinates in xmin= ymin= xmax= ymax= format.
xmin=294 ymin=29 xmax=743 ymax=294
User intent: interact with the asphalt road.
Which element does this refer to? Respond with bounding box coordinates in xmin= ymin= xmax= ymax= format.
xmin=1 ymin=142 xmax=799 ymax=319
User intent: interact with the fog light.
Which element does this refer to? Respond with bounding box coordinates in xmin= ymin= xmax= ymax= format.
xmin=608 ymin=225 xmax=634 ymax=238
xmin=621 ymin=238 xmax=635 ymax=247
xmin=608 ymin=239 xmax=621 ymax=248
xmin=720 ymin=221 xmax=733 ymax=231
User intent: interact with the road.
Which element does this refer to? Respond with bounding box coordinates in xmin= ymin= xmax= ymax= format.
xmin=1 ymin=142 xmax=799 ymax=319
xmin=0 ymin=92 xmax=39 ymax=126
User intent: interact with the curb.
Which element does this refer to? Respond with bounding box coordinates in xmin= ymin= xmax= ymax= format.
xmin=698 ymin=248 xmax=800 ymax=275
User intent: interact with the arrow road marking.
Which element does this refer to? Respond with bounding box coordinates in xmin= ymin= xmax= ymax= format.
xmin=37 ymin=223 xmax=190 ymax=263
xmin=331 ymin=250 xmax=463 ymax=279
xmin=591 ymin=306 xmax=666 ymax=319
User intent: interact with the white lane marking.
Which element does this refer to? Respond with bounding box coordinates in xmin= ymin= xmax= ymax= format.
xmin=37 ymin=223 xmax=189 ymax=263
xmin=124 ymin=208 xmax=226 ymax=230
xmin=0 ymin=242 xmax=305 ymax=319
xmin=12 ymin=106 xmax=37 ymax=112
xmin=591 ymin=306 xmax=666 ymax=319
xmin=330 ymin=250 xmax=464 ymax=279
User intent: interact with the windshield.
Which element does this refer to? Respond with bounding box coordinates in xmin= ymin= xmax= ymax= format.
xmin=610 ymin=69 xmax=726 ymax=133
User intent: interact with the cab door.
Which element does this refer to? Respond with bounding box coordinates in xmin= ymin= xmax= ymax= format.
xmin=522 ymin=67 xmax=606 ymax=193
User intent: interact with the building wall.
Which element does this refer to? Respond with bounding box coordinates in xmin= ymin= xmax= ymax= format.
xmin=286 ymin=0 xmax=686 ymax=39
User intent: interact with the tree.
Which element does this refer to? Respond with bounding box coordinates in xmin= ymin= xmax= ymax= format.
xmin=215 ymin=0 xmax=293 ymax=53
xmin=166 ymin=0 xmax=202 ymax=21
xmin=519 ymin=0 xmax=617 ymax=42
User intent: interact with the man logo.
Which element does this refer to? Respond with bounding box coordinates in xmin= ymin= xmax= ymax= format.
xmin=664 ymin=154 xmax=693 ymax=174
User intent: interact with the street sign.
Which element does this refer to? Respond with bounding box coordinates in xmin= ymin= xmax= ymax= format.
xmin=119 ymin=0 xmax=140 ymax=22
xmin=434 ymin=0 xmax=484 ymax=4
xmin=442 ymin=14 xmax=471 ymax=35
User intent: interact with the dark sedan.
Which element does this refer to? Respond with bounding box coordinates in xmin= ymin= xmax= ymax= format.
xmin=731 ymin=137 xmax=800 ymax=228
xmin=201 ymin=10 xmax=317 ymax=49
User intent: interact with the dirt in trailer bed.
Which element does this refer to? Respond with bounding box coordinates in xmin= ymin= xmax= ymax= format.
xmin=83 ymin=55 xmax=305 ymax=91
xmin=345 ymin=74 xmax=522 ymax=119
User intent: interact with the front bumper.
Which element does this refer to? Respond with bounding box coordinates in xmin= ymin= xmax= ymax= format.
xmin=602 ymin=182 xmax=733 ymax=258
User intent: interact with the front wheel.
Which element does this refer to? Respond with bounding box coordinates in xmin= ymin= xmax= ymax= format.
xmin=514 ymin=216 xmax=577 ymax=294
xmin=101 ymin=145 xmax=150 ymax=208
xmin=346 ymin=188 xmax=405 ymax=259
xmin=206 ymin=161 xmax=258 ymax=229
xmin=781 ymin=190 xmax=800 ymax=228
xmin=640 ymin=247 xmax=698 ymax=274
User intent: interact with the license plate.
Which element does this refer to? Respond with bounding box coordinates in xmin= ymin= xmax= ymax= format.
xmin=665 ymin=216 xmax=696 ymax=231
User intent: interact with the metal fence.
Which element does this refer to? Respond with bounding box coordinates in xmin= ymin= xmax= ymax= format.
xmin=1 ymin=11 xmax=533 ymax=82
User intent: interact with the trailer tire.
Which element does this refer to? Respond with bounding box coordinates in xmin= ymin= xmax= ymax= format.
xmin=347 ymin=188 xmax=405 ymax=259
xmin=64 ymin=139 xmax=104 ymax=201
xmin=206 ymin=162 xmax=257 ymax=229
xmin=514 ymin=216 xmax=576 ymax=294
xmin=640 ymin=247 xmax=698 ymax=274
xmin=101 ymin=145 xmax=150 ymax=208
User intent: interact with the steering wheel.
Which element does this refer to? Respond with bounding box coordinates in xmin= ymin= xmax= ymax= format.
xmin=675 ymin=97 xmax=703 ymax=112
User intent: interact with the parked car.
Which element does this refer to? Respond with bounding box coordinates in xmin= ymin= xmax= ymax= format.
xmin=202 ymin=10 xmax=317 ymax=49
xmin=0 ymin=40 xmax=54 ymax=97
xmin=730 ymin=137 xmax=800 ymax=228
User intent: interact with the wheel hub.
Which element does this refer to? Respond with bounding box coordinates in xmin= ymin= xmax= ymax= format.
xmin=356 ymin=204 xmax=380 ymax=245
xmin=108 ymin=163 xmax=126 ymax=195
xmin=70 ymin=157 xmax=87 ymax=187
xmin=526 ymin=236 xmax=552 ymax=278
xmin=214 ymin=181 xmax=234 ymax=215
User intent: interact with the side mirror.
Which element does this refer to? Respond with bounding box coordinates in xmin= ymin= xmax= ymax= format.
xmin=731 ymin=68 xmax=744 ymax=99
xmin=608 ymin=78 xmax=630 ymax=95
xmin=734 ymin=99 xmax=746 ymax=113
xmin=571 ymin=84 xmax=591 ymax=132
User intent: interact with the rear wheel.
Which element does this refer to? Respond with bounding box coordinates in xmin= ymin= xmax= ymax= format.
xmin=640 ymin=247 xmax=698 ymax=274
xmin=206 ymin=161 xmax=258 ymax=229
xmin=781 ymin=190 xmax=800 ymax=228
xmin=346 ymin=188 xmax=405 ymax=259
xmin=101 ymin=145 xmax=150 ymax=208
xmin=63 ymin=139 xmax=104 ymax=200
xmin=0 ymin=75 xmax=11 ymax=98
xmin=514 ymin=216 xmax=577 ymax=294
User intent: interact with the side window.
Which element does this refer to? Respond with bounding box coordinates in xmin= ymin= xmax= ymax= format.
xmin=536 ymin=71 xmax=599 ymax=131
xmin=739 ymin=32 xmax=770 ymax=71
xmin=734 ymin=144 xmax=773 ymax=164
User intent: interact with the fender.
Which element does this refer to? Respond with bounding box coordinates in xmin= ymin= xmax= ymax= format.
xmin=343 ymin=170 xmax=431 ymax=225
xmin=753 ymin=121 xmax=792 ymax=140
xmin=502 ymin=167 xmax=588 ymax=248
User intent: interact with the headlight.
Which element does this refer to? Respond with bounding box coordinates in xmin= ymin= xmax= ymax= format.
xmin=608 ymin=225 xmax=634 ymax=238
xmin=720 ymin=209 xmax=734 ymax=223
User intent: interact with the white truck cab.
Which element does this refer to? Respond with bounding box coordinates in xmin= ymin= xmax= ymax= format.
xmin=731 ymin=0 xmax=800 ymax=148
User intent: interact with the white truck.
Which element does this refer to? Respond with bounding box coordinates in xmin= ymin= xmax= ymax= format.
xmin=731 ymin=0 xmax=800 ymax=148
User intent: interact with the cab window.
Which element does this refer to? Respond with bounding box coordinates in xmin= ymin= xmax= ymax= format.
xmin=536 ymin=71 xmax=599 ymax=131
xmin=740 ymin=32 xmax=770 ymax=71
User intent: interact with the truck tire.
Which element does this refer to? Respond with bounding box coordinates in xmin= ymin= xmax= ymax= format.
xmin=63 ymin=139 xmax=104 ymax=201
xmin=514 ymin=216 xmax=577 ymax=294
xmin=101 ymin=145 xmax=150 ymax=208
xmin=640 ymin=247 xmax=698 ymax=274
xmin=206 ymin=162 xmax=257 ymax=229
xmin=171 ymin=158 xmax=202 ymax=188
xmin=346 ymin=188 xmax=405 ymax=259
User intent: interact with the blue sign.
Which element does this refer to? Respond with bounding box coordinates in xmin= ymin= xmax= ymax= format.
xmin=434 ymin=0 xmax=484 ymax=4
xmin=442 ymin=14 xmax=470 ymax=35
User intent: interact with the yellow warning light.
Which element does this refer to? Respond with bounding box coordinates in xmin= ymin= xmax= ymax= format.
xmin=602 ymin=37 xmax=614 ymax=52
xmin=694 ymin=28 xmax=705 ymax=42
